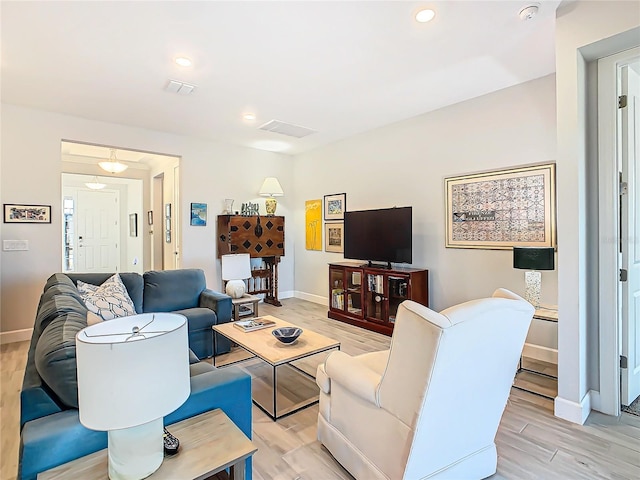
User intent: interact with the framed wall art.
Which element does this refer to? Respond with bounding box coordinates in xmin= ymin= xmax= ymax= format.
xmin=325 ymin=221 xmax=344 ymax=253
xmin=324 ymin=193 xmax=346 ymax=221
xmin=305 ymin=199 xmax=322 ymax=251
xmin=3 ymin=204 xmax=51 ymax=223
xmin=129 ymin=213 xmax=138 ymax=237
xmin=190 ymin=203 xmax=207 ymax=226
xmin=444 ymin=163 xmax=556 ymax=249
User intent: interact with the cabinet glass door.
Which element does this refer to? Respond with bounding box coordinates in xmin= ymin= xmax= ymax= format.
xmin=345 ymin=268 xmax=363 ymax=317
xmin=330 ymin=267 xmax=345 ymax=311
xmin=365 ymin=273 xmax=386 ymax=322
xmin=387 ymin=276 xmax=409 ymax=323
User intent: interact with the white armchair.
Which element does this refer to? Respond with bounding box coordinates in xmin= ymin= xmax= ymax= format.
xmin=316 ymin=288 xmax=534 ymax=480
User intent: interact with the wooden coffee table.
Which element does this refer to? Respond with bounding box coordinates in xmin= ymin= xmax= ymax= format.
xmin=213 ymin=315 xmax=340 ymax=420
xmin=38 ymin=409 xmax=256 ymax=480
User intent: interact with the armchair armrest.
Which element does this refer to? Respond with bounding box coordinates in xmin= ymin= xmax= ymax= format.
xmin=199 ymin=289 xmax=232 ymax=324
xmin=324 ymin=351 xmax=382 ymax=406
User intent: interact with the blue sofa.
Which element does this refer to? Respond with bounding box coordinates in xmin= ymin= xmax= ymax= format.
xmin=18 ymin=269 xmax=252 ymax=480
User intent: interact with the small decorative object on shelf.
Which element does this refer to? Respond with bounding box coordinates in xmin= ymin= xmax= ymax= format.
xmin=241 ymin=202 xmax=259 ymax=216
xmin=223 ymin=199 xmax=234 ymax=214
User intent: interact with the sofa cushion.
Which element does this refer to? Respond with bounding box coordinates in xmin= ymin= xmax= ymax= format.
xmin=143 ymin=269 xmax=206 ymax=312
xmin=173 ymin=307 xmax=217 ymax=333
xmin=67 ymin=272 xmax=144 ymax=314
xmin=78 ymin=274 xmax=136 ymax=320
xmin=34 ymin=307 xmax=88 ymax=409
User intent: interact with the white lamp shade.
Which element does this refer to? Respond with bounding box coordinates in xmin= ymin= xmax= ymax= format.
xmin=76 ymin=313 xmax=190 ymax=431
xmin=258 ymin=177 xmax=284 ymax=197
xmin=221 ymin=253 xmax=251 ymax=281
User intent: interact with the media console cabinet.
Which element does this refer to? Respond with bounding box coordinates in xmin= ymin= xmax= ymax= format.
xmin=328 ymin=262 xmax=429 ymax=335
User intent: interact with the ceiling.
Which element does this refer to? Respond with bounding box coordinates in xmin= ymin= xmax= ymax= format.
xmin=1 ymin=1 xmax=562 ymax=156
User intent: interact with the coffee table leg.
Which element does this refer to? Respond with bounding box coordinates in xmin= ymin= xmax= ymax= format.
xmin=230 ymin=460 xmax=246 ymax=480
xmin=272 ymin=364 xmax=277 ymax=420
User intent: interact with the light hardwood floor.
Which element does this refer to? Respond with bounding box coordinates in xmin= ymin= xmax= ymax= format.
xmin=2 ymin=298 xmax=640 ymax=480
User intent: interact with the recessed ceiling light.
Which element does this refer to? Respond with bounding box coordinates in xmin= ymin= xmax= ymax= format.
xmin=415 ymin=9 xmax=436 ymax=23
xmin=243 ymin=113 xmax=256 ymax=121
xmin=174 ymin=57 xmax=192 ymax=67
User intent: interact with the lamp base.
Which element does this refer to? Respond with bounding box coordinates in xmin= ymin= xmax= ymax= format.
xmin=225 ymin=279 xmax=247 ymax=299
xmin=265 ymin=197 xmax=277 ymax=215
xmin=524 ymin=270 xmax=542 ymax=308
xmin=108 ymin=418 xmax=163 ymax=480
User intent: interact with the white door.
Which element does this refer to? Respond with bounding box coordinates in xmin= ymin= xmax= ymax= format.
xmin=76 ymin=189 xmax=120 ymax=273
xmin=621 ymin=62 xmax=640 ymax=406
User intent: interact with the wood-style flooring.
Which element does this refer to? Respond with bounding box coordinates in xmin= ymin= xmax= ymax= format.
xmin=2 ymin=298 xmax=639 ymax=480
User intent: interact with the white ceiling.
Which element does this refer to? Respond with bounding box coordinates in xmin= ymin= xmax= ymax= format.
xmin=1 ymin=1 xmax=562 ymax=156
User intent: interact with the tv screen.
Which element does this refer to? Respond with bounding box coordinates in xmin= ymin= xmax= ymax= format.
xmin=344 ymin=207 xmax=412 ymax=266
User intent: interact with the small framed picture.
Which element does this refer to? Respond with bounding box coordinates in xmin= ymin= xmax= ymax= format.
xmin=325 ymin=221 xmax=344 ymax=253
xmin=324 ymin=193 xmax=346 ymax=221
xmin=147 ymin=211 xmax=153 ymax=225
xmin=3 ymin=204 xmax=51 ymax=223
xmin=190 ymin=203 xmax=207 ymax=226
xmin=129 ymin=213 xmax=138 ymax=237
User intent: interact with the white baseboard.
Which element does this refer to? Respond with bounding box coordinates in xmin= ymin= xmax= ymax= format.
xmin=0 ymin=328 xmax=33 ymax=345
xmin=554 ymin=391 xmax=592 ymax=425
xmin=294 ymin=291 xmax=328 ymax=306
xmin=278 ymin=290 xmax=295 ymax=300
xmin=522 ymin=342 xmax=558 ymax=364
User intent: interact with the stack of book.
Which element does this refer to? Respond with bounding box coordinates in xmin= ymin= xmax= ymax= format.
xmin=233 ymin=317 xmax=276 ymax=332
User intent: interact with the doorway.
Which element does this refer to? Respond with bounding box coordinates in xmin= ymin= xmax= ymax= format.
xmin=61 ymin=141 xmax=182 ymax=274
xmin=597 ymin=48 xmax=640 ymax=415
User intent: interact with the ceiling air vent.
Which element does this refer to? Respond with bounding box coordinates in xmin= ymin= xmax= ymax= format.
xmin=258 ymin=119 xmax=317 ymax=138
xmin=164 ymin=80 xmax=196 ymax=95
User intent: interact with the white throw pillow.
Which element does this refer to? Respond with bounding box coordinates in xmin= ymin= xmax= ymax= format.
xmin=78 ymin=274 xmax=136 ymax=320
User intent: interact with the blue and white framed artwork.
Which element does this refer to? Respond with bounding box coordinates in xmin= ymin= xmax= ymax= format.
xmin=190 ymin=203 xmax=207 ymax=226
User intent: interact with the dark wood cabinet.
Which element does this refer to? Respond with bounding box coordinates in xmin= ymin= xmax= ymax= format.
xmin=217 ymin=215 xmax=285 ymax=306
xmin=328 ymin=262 xmax=428 ymax=336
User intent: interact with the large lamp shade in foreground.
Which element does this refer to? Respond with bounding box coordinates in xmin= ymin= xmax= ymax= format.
xmin=76 ymin=313 xmax=190 ymax=480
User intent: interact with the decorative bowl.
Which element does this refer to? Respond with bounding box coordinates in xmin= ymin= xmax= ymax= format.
xmin=272 ymin=327 xmax=303 ymax=344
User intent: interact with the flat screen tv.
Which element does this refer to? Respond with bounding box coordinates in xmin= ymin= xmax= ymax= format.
xmin=343 ymin=206 xmax=412 ymax=267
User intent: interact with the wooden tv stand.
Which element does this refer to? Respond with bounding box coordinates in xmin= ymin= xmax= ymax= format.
xmin=328 ymin=262 xmax=429 ymax=336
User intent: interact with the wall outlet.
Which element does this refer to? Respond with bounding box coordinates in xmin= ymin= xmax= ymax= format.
xmin=3 ymin=240 xmax=29 ymax=251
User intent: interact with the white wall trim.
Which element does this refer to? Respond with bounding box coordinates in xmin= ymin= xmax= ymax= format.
xmin=589 ymin=389 xmax=602 ymax=413
xmin=0 ymin=328 xmax=33 ymax=344
xmin=294 ymin=291 xmax=327 ymax=306
xmin=522 ymin=343 xmax=558 ymax=364
xmin=554 ymin=391 xmax=592 ymax=425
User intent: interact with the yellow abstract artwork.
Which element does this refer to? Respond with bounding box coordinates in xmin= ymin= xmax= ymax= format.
xmin=305 ymin=199 xmax=322 ymax=250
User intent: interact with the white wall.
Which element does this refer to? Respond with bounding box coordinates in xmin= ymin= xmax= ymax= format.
xmin=554 ymin=0 xmax=640 ymax=424
xmin=294 ymin=75 xmax=558 ymax=313
xmin=0 ymin=104 xmax=295 ymax=336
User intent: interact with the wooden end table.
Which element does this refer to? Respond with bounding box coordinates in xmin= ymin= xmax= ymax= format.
xmin=231 ymin=294 xmax=260 ymax=321
xmin=38 ymin=409 xmax=256 ymax=480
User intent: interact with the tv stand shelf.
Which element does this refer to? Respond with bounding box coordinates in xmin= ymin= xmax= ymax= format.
xmin=328 ymin=262 xmax=428 ymax=336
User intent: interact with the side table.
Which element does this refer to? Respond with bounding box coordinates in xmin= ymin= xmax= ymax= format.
xmin=232 ymin=294 xmax=260 ymax=321
xmin=513 ymin=305 xmax=558 ymax=399
xmin=38 ymin=409 xmax=256 ymax=480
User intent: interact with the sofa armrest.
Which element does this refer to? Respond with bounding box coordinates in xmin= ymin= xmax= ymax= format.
xmin=199 ymin=289 xmax=232 ymax=324
xmin=324 ymin=351 xmax=382 ymax=406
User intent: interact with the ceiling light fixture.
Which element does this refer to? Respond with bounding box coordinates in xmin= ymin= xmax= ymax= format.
xmin=415 ymin=9 xmax=436 ymax=23
xmin=518 ymin=4 xmax=539 ymax=20
xmin=243 ymin=113 xmax=256 ymax=121
xmin=85 ymin=176 xmax=106 ymax=190
xmin=98 ymin=149 xmax=128 ymax=174
xmin=174 ymin=57 xmax=192 ymax=67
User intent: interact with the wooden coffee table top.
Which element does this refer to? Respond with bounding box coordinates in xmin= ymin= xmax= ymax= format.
xmin=213 ymin=315 xmax=340 ymax=366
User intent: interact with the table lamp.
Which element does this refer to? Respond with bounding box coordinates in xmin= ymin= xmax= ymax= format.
xmin=513 ymin=247 xmax=555 ymax=307
xmin=258 ymin=177 xmax=284 ymax=215
xmin=222 ymin=253 xmax=251 ymax=298
xmin=76 ymin=313 xmax=190 ymax=480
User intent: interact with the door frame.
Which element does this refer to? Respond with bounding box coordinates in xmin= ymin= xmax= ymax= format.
xmin=597 ymin=47 xmax=640 ymax=416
